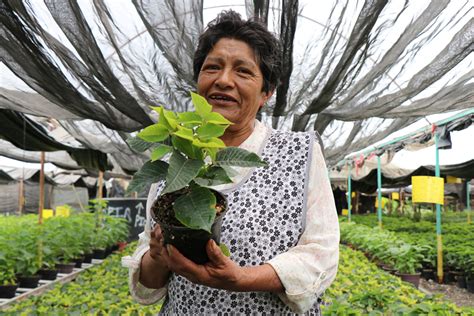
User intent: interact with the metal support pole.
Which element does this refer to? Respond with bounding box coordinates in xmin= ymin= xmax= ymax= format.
xmin=377 ymin=155 xmax=382 ymax=229
xmin=467 ymin=180 xmax=471 ymax=224
xmin=38 ymin=152 xmax=45 ymax=225
xmin=435 ymin=133 xmax=443 ymax=283
xmin=348 ymin=164 xmax=352 ymax=222
xmin=97 ymin=171 xmax=104 ymax=199
xmin=18 ymin=179 xmax=24 ymax=215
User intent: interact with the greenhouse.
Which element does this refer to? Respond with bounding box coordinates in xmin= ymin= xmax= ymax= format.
xmin=1 ymin=0 xmax=473 ymax=314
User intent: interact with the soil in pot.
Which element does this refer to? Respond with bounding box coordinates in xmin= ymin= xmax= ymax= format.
xmin=55 ymin=262 xmax=76 ymax=274
xmin=17 ymin=275 xmax=41 ymax=288
xmin=153 ymin=188 xmax=227 ymax=265
xmin=0 ymin=284 xmax=18 ymax=298
xmin=38 ymin=268 xmax=58 ymax=280
xmin=395 ymin=272 xmax=421 ymax=288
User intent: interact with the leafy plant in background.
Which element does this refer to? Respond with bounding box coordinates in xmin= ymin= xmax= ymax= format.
xmin=126 ymin=92 xmax=266 ymax=233
xmin=0 ymin=235 xmax=16 ymax=285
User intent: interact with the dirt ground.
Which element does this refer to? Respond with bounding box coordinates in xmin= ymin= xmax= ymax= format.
xmin=419 ymin=279 xmax=474 ymax=308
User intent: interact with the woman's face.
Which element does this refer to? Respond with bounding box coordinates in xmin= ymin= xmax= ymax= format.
xmin=197 ymin=38 xmax=272 ymax=135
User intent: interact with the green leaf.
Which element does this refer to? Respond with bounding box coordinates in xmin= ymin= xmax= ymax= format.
xmin=171 ymin=135 xmax=196 ymax=159
xmin=191 ymin=92 xmax=212 ymax=117
xmin=173 ymin=126 xmax=195 ymax=141
xmin=137 ymin=124 xmax=169 ymax=142
xmin=150 ymin=145 xmax=172 ymax=161
xmin=177 ymin=112 xmax=202 ymax=124
xmin=216 ymin=147 xmax=268 ymax=167
xmin=173 ymin=187 xmax=216 ymax=232
xmin=196 ymin=123 xmax=226 ymax=140
xmin=194 ymin=166 xmax=233 ymax=186
xmin=192 ymin=137 xmax=226 ymax=148
xmin=219 ymin=243 xmax=230 ymax=257
xmin=162 ymin=109 xmax=178 ymax=129
xmin=162 ymin=151 xmax=204 ymax=194
xmin=203 ymin=112 xmax=233 ymax=125
xmin=220 ymin=165 xmax=239 ymax=177
xmin=151 ymin=106 xmax=177 ymax=130
xmin=126 ymin=160 xmax=168 ymax=194
xmin=126 ymin=136 xmax=153 ymax=152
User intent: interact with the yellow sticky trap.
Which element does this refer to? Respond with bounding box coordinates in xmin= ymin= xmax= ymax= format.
xmin=375 ymin=197 xmax=389 ymax=208
xmin=446 ymin=176 xmax=461 ymax=184
xmin=351 ymin=192 xmax=356 ymax=198
xmin=412 ymin=176 xmax=444 ymax=205
xmin=56 ymin=206 xmax=70 ymax=217
xmin=392 ymin=192 xmax=399 ymax=200
xmin=43 ymin=209 xmax=53 ymax=219
xmin=342 ymin=209 xmax=349 ymax=216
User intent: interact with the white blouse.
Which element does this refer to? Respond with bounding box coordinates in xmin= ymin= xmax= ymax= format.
xmin=122 ymin=120 xmax=340 ymax=314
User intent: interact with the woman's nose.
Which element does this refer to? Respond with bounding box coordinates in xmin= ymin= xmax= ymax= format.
xmin=214 ymin=69 xmax=234 ymax=89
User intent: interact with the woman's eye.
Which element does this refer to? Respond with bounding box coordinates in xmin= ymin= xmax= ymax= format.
xmin=203 ymin=65 xmax=219 ymax=70
xmin=237 ymin=68 xmax=252 ymax=75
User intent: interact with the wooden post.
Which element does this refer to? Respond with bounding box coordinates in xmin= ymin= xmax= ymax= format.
xmin=97 ymin=171 xmax=104 ymax=199
xmin=38 ymin=152 xmax=45 ymax=225
xmin=399 ymin=189 xmax=404 ymax=214
xmin=354 ymin=191 xmax=360 ymax=214
xmin=18 ymin=179 xmax=24 ymax=215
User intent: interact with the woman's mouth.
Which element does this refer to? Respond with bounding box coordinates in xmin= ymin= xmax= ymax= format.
xmin=208 ymin=93 xmax=238 ymax=107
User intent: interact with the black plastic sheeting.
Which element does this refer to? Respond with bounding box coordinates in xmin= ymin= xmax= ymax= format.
xmin=352 ymin=159 xmax=474 ymax=194
xmin=0 ymin=109 xmax=111 ymax=172
xmin=1 ymin=1 xmax=472 ymax=166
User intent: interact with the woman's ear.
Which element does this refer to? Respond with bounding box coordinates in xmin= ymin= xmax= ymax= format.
xmin=259 ymin=89 xmax=275 ymax=108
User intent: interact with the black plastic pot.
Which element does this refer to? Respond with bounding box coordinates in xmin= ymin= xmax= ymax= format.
xmin=381 ymin=265 xmax=397 ymax=275
xmin=159 ymin=210 xmax=226 ymax=265
xmin=155 ymin=189 xmax=228 ymax=265
xmin=92 ymin=248 xmax=106 ymax=259
xmin=0 ymin=284 xmax=18 ymax=298
xmin=55 ymin=262 xmax=75 ymax=274
xmin=421 ymin=268 xmax=435 ymax=281
xmin=83 ymin=252 xmax=93 ymax=263
xmin=38 ymin=268 xmax=58 ymax=280
xmin=467 ymin=277 xmax=474 ymax=293
xmin=17 ymin=275 xmax=41 ymax=288
xmin=395 ymin=272 xmax=421 ymax=288
xmin=456 ymin=274 xmax=467 ymax=289
xmin=74 ymin=256 xmax=84 ymax=268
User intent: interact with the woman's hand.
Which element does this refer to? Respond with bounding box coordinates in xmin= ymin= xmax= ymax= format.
xmin=139 ymin=225 xmax=171 ymax=289
xmin=162 ymin=240 xmax=284 ymax=293
xmin=162 ymin=239 xmax=245 ymax=291
xmin=148 ymin=224 xmax=167 ymax=263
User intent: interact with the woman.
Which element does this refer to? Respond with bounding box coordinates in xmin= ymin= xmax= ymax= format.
xmin=124 ymin=10 xmax=339 ymax=315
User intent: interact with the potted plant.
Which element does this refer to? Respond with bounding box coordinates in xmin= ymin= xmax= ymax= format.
xmin=0 ymin=238 xmax=18 ymax=298
xmin=127 ymin=92 xmax=267 ymax=263
xmin=393 ymin=244 xmax=423 ymax=288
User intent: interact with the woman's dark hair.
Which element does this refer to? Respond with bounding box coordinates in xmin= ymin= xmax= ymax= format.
xmin=193 ymin=10 xmax=281 ymax=93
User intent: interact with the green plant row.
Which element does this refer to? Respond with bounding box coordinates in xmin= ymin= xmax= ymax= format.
xmin=348 ymin=214 xmax=474 ymax=277
xmin=0 ymin=213 xmax=128 ymax=285
xmin=3 ymin=244 xmax=471 ymax=315
xmin=2 ymin=243 xmax=162 ymax=315
xmin=322 ymin=246 xmax=473 ymax=315
xmin=339 ymin=222 xmax=430 ymax=274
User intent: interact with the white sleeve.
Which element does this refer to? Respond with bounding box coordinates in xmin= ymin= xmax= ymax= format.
xmin=267 ymin=139 xmax=340 ymax=314
xmin=121 ymin=183 xmax=168 ymax=305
